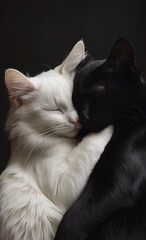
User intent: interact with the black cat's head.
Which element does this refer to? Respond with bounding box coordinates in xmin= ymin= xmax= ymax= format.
xmin=73 ymin=39 xmax=144 ymax=132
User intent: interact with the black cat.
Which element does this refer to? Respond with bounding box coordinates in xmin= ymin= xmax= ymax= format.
xmin=55 ymin=39 xmax=146 ymax=240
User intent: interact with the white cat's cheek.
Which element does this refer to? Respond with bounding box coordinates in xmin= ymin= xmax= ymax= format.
xmin=46 ymin=112 xmax=64 ymax=124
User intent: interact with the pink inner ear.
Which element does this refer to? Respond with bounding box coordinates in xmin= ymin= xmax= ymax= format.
xmin=11 ymin=96 xmax=23 ymax=107
xmin=8 ymin=81 xmax=34 ymax=95
xmin=5 ymin=69 xmax=36 ymax=107
xmin=26 ymin=80 xmax=35 ymax=91
xmin=60 ymin=40 xmax=85 ymax=74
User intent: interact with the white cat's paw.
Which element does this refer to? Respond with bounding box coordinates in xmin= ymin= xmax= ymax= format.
xmin=81 ymin=125 xmax=114 ymax=157
xmin=83 ymin=125 xmax=113 ymax=143
xmin=98 ymin=125 xmax=114 ymax=143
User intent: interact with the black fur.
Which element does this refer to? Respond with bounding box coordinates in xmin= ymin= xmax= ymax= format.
xmin=55 ymin=39 xmax=146 ymax=240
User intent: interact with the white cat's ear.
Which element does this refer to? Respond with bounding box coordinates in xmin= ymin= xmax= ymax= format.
xmin=60 ymin=40 xmax=86 ymax=74
xmin=5 ymin=69 xmax=35 ymax=107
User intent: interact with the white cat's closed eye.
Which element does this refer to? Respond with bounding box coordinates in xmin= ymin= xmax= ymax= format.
xmin=44 ymin=108 xmax=63 ymax=113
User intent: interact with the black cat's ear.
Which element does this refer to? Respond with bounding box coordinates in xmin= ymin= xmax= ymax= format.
xmin=103 ymin=38 xmax=136 ymax=71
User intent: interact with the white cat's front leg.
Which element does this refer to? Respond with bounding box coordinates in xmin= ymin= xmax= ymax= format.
xmin=55 ymin=125 xmax=114 ymax=209
xmin=77 ymin=125 xmax=114 ymax=168
xmin=0 ymin=169 xmax=63 ymax=240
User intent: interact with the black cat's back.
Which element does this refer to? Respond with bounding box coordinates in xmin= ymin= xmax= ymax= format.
xmin=96 ymin=207 xmax=146 ymax=240
xmin=91 ymin=122 xmax=146 ymax=240
xmin=97 ymin=197 xmax=146 ymax=240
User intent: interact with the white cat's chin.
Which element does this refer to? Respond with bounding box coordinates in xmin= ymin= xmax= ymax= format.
xmin=64 ymin=129 xmax=79 ymax=138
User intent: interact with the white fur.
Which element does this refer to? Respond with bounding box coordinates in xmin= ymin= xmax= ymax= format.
xmin=0 ymin=41 xmax=113 ymax=240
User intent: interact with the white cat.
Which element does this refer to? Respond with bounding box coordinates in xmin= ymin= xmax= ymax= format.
xmin=0 ymin=41 xmax=113 ymax=240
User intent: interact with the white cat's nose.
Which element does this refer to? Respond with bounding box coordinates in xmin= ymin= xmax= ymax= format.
xmin=69 ymin=117 xmax=79 ymax=127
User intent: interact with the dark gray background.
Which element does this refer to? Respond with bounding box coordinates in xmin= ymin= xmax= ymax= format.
xmin=0 ymin=0 xmax=146 ymax=172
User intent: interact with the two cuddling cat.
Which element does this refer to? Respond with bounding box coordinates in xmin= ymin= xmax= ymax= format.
xmin=1 ymin=38 xmax=145 ymax=240
xmin=0 ymin=41 xmax=113 ymax=240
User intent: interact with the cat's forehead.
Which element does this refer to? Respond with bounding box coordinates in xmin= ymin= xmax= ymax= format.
xmin=30 ymin=70 xmax=72 ymax=91
xmin=29 ymin=69 xmax=73 ymax=106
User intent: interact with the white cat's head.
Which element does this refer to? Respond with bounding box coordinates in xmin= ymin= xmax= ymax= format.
xmin=5 ymin=41 xmax=85 ymax=138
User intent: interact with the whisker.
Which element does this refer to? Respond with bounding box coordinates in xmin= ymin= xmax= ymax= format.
xmin=40 ymin=63 xmax=52 ymax=70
